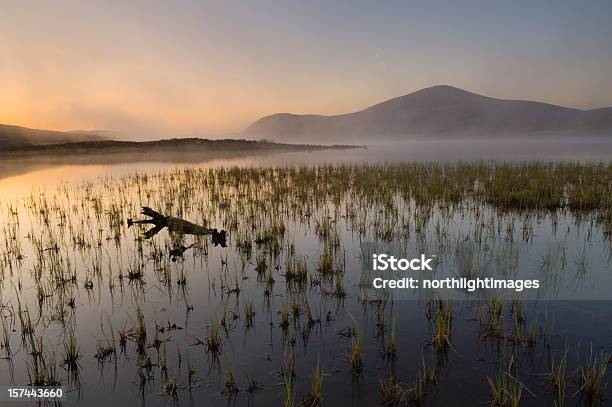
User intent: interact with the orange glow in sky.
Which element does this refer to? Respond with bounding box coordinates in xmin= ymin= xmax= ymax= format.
xmin=1 ymin=1 xmax=612 ymax=138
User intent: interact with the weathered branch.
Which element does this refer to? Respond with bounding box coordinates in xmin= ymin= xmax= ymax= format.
xmin=128 ymin=207 xmax=227 ymax=247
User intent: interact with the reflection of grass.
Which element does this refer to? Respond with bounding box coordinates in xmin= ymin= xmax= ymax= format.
xmin=496 ymin=244 xmax=518 ymax=277
xmin=384 ymin=320 xmax=397 ymax=359
xmin=285 ymin=255 xmax=308 ymax=284
xmin=94 ymin=341 xmax=115 ymax=363
xmin=246 ymin=376 xmax=262 ymax=393
xmin=575 ymin=245 xmax=589 ymax=281
xmin=526 ymin=319 xmax=538 ymax=349
xmin=244 ymin=300 xmax=255 ymax=328
xmin=456 ymin=244 xmax=492 ymax=280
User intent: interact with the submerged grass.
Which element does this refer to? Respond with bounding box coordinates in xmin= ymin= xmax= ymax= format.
xmin=487 ymin=356 xmax=522 ymax=407
xmin=575 ymin=346 xmax=609 ymax=402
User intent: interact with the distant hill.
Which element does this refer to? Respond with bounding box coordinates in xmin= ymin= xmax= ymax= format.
xmin=0 ymin=124 xmax=107 ymax=149
xmin=243 ymin=85 xmax=612 ymax=143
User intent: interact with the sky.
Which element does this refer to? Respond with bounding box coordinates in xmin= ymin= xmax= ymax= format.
xmin=1 ymin=0 xmax=612 ymax=138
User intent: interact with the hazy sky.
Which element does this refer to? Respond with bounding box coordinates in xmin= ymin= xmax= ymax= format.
xmin=1 ymin=0 xmax=612 ymax=137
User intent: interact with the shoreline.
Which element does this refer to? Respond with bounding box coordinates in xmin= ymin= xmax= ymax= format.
xmin=0 ymin=137 xmax=364 ymax=158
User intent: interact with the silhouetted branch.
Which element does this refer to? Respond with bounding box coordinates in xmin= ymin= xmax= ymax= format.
xmin=128 ymin=207 xmax=227 ymax=247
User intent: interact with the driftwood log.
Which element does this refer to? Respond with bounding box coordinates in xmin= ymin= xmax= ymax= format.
xmin=128 ymin=207 xmax=227 ymax=247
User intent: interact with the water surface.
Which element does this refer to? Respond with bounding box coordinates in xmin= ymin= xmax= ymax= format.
xmin=0 ymin=139 xmax=611 ymax=406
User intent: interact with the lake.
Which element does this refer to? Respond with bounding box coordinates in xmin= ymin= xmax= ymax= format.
xmin=0 ymin=138 xmax=611 ymax=406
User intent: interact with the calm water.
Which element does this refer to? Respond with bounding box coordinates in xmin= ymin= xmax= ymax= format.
xmin=0 ymin=139 xmax=611 ymax=406
xmin=3 ymin=138 xmax=612 ymax=194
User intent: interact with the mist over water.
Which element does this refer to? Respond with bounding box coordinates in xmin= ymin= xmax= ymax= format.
xmin=2 ymin=137 xmax=611 ymax=210
xmin=2 ymin=137 xmax=612 ymax=192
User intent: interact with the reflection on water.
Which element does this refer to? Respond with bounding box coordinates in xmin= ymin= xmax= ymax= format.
xmin=0 ymin=142 xmax=611 ymax=406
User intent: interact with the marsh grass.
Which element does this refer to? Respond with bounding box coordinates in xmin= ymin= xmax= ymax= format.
xmin=574 ymin=345 xmax=609 ymax=402
xmin=487 ymin=356 xmax=522 ymax=407
xmin=62 ymin=330 xmax=81 ymax=372
xmin=0 ymin=162 xmax=611 ymax=405
xmin=246 ymin=376 xmax=263 ymax=393
xmin=549 ymin=346 xmax=568 ymax=406
xmin=285 ymin=374 xmax=295 ymax=407
xmin=384 ymin=320 xmax=397 ymax=359
xmin=432 ymin=299 xmax=453 ymax=351
xmin=379 ymin=374 xmax=412 ymax=406
xmin=202 ymin=319 xmax=223 ymax=356
xmin=347 ymin=315 xmax=363 ymax=371
xmin=300 ymin=359 xmax=323 ymax=407
xmin=244 ymin=300 xmax=255 ymax=328
xmin=481 ymin=296 xmax=504 ymax=339
xmin=379 ymin=365 xmax=433 ymax=407
xmin=162 ymin=376 xmax=178 ymax=400
xmin=221 ymin=367 xmax=239 ymax=397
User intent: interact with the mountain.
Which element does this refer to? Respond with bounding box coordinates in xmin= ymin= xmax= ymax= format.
xmin=243 ymin=85 xmax=612 ymax=143
xmin=0 ymin=124 xmax=107 ymax=149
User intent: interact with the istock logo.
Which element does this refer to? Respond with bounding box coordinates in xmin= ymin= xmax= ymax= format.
xmin=372 ymin=254 xmax=434 ymax=271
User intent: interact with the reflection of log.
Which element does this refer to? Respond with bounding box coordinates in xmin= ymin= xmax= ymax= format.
xmin=128 ymin=207 xmax=227 ymax=246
